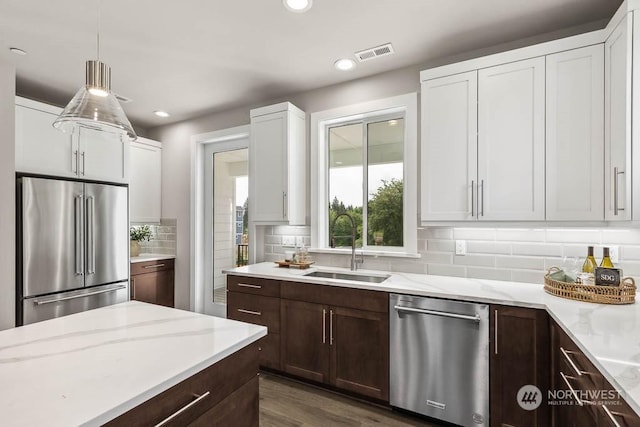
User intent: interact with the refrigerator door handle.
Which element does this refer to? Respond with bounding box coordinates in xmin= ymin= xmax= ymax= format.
xmin=32 ymin=285 xmax=127 ymax=305
xmin=86 ymin=196 xmax=95 ymax=275
xmin=75 ymin=195 xmax=84 ymax=276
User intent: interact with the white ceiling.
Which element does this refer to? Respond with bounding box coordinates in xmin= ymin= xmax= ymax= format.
xmin=0 ymin=0 xmax=621 ymax=130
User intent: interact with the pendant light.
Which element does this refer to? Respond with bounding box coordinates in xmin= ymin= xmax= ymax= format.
xmin=53 ymin=1 xmax=137 ymax=141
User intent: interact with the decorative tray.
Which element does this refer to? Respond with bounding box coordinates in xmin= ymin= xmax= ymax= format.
xmin=544 ymin=267 xmax=636 ymax=305
xmin=274 ymin=260 xmax=315 ymax=269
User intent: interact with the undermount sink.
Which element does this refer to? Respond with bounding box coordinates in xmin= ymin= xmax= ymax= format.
xmin=303 ymin=270 xmax=390 ymax=283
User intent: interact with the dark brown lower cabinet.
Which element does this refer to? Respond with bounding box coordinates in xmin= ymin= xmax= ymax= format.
xmin=280 ymin=282 xmax=389 ymax=402
xmin=130 ymin=259 xmax=175 ymax=307
xmin=490 ymin=305 xmax=549 ymax=427
xmin=551 ymin=320 xmax=640 ymax=427
xmin=105 ymin=342 xmax=259 ymax=426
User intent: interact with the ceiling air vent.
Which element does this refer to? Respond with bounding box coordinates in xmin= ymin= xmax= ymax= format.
xmin=354 ymin=43 xmax=395 ymax=62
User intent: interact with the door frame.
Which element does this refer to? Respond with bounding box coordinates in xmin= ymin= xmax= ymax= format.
xmin=191 ymin=125 xmax=250 ymax=316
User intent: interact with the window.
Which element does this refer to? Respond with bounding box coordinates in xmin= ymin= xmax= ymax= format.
xmin=311 ymin=93 xmax=417 ymax=256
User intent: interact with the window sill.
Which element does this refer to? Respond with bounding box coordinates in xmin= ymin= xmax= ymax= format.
xmin=308 ymin=248 xmax=421 ymax=259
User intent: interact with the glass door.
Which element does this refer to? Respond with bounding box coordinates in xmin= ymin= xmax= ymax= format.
xmin=203 ymin=136 xmax=249 ymax=316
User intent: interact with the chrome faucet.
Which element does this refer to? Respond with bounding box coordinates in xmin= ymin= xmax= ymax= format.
xmin=330 ymin=213 xmax=364 ymax=271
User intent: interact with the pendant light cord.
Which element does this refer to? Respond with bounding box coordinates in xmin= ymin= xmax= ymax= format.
xmin=96 ymin=0 xmax=101 ymax=61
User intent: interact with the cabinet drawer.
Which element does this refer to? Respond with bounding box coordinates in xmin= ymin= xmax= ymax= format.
xmin=258 ymin=333 xmax=281 ymax=370
xmin=227 ymin=292 xmax=280 ymax=333
xmin=281 ymin=281 xmax=388 ymax=313
xmin=227 ymin=275 xmax=280 ymax=297
xmin=131 ymin=258 xmax=175 ymax=275
xmin=190 ymin=376 xmax=259 ymax=427
xmin=599 ymin=380 xmax=640 ymax=427
xmin=105 ymin=342 xmax=258 ymax=426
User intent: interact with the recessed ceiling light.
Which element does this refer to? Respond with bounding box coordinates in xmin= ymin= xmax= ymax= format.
xmin=153 ymin=110 xmax=170 ymax=118
xmin=334 ymin=58 xmax=355 ymax=71
xmin=9 ymin=47 xmax=27 ymax=56
xmin=283 ymin=0 xmax=312 ymax=13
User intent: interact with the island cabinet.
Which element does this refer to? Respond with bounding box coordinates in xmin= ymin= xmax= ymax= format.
xmin=489 ymin=305 xmax=550 ymax=427
xmin=280 ymin=281 xmax=389 ymax=402
xmin=105 ymin=342 xmax=259 ymax=427
xmin=227 ymin=275 xmax=282 ymax=370
xmin=550 ymin=320 xmax=640 ymax=427
xmin=130 ymin=259 xmax=175 ymax=307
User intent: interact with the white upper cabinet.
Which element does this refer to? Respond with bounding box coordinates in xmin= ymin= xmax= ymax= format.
xmin=477 ymin=57 xmax=546 ymax=221
xmin=129 ymin=137 xmax=162 ymax=223
xmin=421 ymin=71 xmax=478 ymax=221
xmin=15 ymin=97 xmax=129 ymax=183
xmin=77 ymin=127 xmax=128 ymax=183
xmin=605 ymin=14 xmax=633 ymax=221
xmin=546 ymin=45 xmax=604 ymax=221
xmin=249 ymin=102 xmax=306 ymax=225
xmin=15 ymin=97 xmax=75 ymax=178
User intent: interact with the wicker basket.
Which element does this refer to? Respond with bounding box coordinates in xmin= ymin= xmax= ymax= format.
xmin=544 ymin=267 xmax=636 ymax=305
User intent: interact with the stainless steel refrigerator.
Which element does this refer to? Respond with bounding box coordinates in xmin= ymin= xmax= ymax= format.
xmin=16 ymin=177 xmax=129 ymax=325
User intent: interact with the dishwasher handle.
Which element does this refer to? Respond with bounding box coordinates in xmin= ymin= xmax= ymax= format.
xmin=394 ymin=305 xmax=481 ymax=322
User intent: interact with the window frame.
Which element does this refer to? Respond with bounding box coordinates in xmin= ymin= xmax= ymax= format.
xmin=310 ymin=93 xmax=418 ymax=257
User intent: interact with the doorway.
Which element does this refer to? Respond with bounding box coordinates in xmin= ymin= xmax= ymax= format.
xmin=197 ymin=126 xmax=250 ymax=316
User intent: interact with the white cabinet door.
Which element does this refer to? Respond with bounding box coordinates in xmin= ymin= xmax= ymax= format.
xmin=546 ymin=45 xmax=604 ymax=221
xmin=15 ymin=99 xmax=77 ymax=178
xmin=250 ymin=111 xmax=288 ymax=223
xmin=129 ymin=138 xmax=162 ymax=223
xmin=421 ymin=71 xmax=478 ymax=221
xmin=249 ymin=102 xmax=306 ymax=225
xmin=78 ymin=127 xmax=129 ymax=183
xmin=478 ymin=57 xmax=545 ymax=221
xmin=605 ymin=14 xmax=632 ymax=221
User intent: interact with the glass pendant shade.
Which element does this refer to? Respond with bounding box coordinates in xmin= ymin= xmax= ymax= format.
xmin=53 ymin=60 xmax=137 ymax=141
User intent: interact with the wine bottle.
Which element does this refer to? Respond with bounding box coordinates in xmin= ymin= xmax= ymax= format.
xmin=600 ymin=247 xmax=614 ymax=268
xmin=582 ymin=246 xmax=597 ymax=273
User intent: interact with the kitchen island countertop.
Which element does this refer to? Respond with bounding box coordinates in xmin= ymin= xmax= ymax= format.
xmin=225 ymin=262 xmax=640 ymax=416
xmin=0 ymin=301 xmax=266 ymax=426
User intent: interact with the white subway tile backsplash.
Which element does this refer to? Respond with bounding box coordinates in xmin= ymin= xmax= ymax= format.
xmin=495 ymin=256 xmax=544 ymax=270
xmin=390 ymin=261 xmax=427 ymax=275
xmin=261 ymin=225 xmax=640 ymax=284
xmin=467 ymin=241 xmax=511 ymax=255
xmin=424 ymin=227 xmax=453 ymax=240
xmin=453 ymin=228 xmax=496 ymax=241
xmin=426 ymin=240 xmax=455 ymax=252
xmin=453 ymin=254 xmax=495 ymax=267
xmin=512 ymin=243 xmax=562 ymax=257
xmin=545 ymin=229 xmax=602 ymax=244
xmin=427 ymin=264 xmax=466 ymax=277
xmin=423 ymin=252 xmax=454 ymax=264
xmin=495 ymin=229 xmax=546 ymax=242
xmin=467 ymin=267 xmax=511 ymax=281
xmin=622 ymin=246 xmax=640 ymax=261
xmin=602 ymin=229 xmax=640 ymax=245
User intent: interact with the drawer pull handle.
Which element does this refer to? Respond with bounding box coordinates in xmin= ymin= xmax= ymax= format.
xmin=154 ymin=391 xmax=210 ymax=427
xmin=238 ymin=283 xmax=262 ymax=289
xmin=602 ymin=404 xmax=622 ymax=427
xmin=560 ymin=372 xmax=585 ymax=406
xmin=143 ymin=264 xmax=166 ymax=269
xmin=560 ymin=347 xmax=584 ymax=377
xmin=237 ymin=309 xmax=262 ymax=316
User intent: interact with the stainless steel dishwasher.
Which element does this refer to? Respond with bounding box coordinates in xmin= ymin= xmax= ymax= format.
xmin=390 ymin=293 xmax=489 ymax=427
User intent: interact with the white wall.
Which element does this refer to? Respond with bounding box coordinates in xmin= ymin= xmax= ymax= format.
xmin=0 ymin=60 xmax=16 ymax=330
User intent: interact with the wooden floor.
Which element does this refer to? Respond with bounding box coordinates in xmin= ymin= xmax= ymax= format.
xmin=259 ymin=372 xmax=436 ymax=427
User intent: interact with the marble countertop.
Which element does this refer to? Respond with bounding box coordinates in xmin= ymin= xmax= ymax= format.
xmin=225 ymin=262 xmax=640 ymax=416
xmin=0 ymin=301 xmax=266 ymax=427
xmin=130 ymin=253 xmax=176 ymax=263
